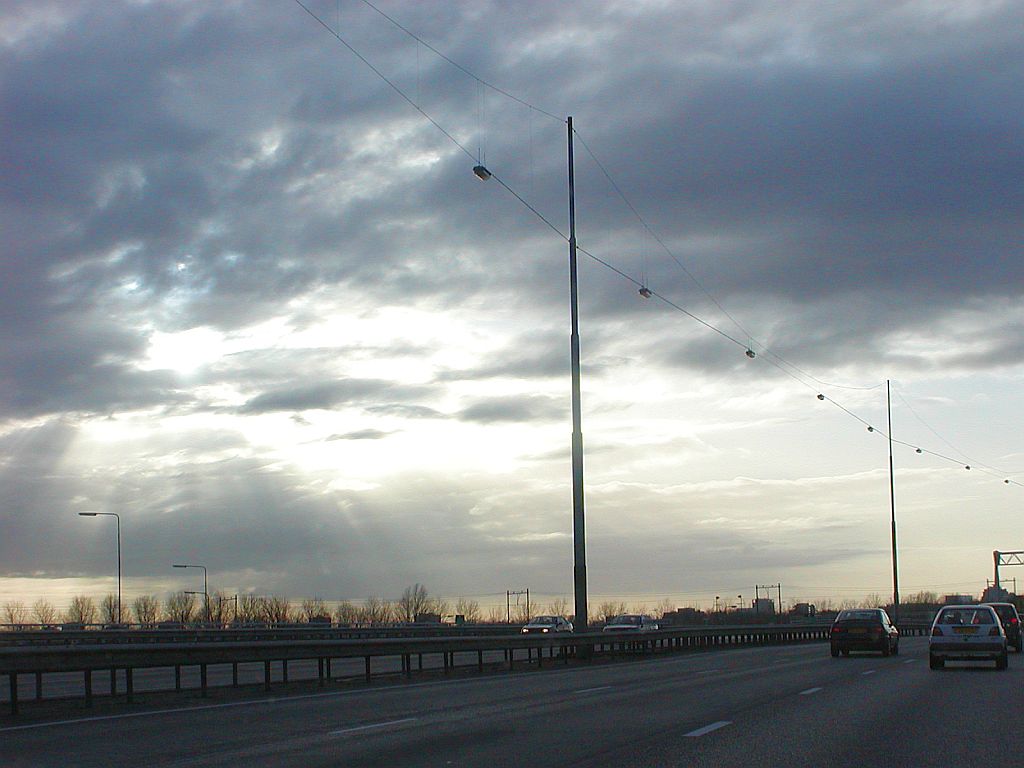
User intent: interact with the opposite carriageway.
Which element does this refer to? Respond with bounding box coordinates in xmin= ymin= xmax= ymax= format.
xmin=0 ymin=622 xmax=931 ymax=715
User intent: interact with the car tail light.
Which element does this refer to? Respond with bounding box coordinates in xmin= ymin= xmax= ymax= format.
xmin=1011 ymin=617 xmax=1019 ymax=626
xmin=831 ymin=626 xmax=843 ymax=634
xmin=931 ymin=626 xmax=943 ymax=636
xmin=989 ymin=626 xmax=1002 ymax=637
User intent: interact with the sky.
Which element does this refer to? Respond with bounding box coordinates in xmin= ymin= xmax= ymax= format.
xmin=2 ymin=0 xmax=1023 ymax=618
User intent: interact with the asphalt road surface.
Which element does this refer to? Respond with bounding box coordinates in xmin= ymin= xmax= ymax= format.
xmin=3 ymin=637 xmax=1021 ymax=767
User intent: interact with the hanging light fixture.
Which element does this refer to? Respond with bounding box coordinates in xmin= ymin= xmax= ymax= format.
xmin=473 ymin=165 xmax=491 ymax=181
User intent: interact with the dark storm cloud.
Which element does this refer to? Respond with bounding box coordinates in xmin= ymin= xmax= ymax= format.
xmin=3 ymin=0 xmax=1022 ymax=599
xmin=456 ymin=394 xmax=564 ymax=424
xmin=238 ymin=378 xmax=431 ymax=414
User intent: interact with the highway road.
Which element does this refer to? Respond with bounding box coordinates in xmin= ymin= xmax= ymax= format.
xmin=2 ymin=637 xmax=1021 ymax=767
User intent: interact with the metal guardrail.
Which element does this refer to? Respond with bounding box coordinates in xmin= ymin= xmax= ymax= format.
xmin=0 ymin=623 xmax=838 ymax=715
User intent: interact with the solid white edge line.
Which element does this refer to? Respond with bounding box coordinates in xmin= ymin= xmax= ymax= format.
xmin=798 ymin=687 xmax=823 ymax=695
xmin=574 ymin=686 xmax=612 ymax=694
xmin=684 ymin=720 xmax=731 ymax=738
xmin=861 ymin=670 xmax=876 ymax=675
xmin=328 ymin=718 xmax=417 ymax=736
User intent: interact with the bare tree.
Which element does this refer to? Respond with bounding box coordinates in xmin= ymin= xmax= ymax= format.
xmin=262 ymin=595 xmax=292 ymax=624
xmin=547 ymin=597 xmax=570 ymax=617
xmin=207 ymin=591 xmax=233 ymax=626
xmin=100 ymin=593 xmax=119 ymax=624
xmin=300 ymin=596 xmax=329 ymax=622
xmin=362 ymin=596 xmax=392 ymax=624
xmin=654 ymin=598 xmax=677 ymax=618
xmin=65 ymin=595 xmax=98 ymax=624
xmin=486 ymin=604 xmax=506 ymax=623
xmin=2 ymin=600 xmax=28 ymax=626
xmin=860 ymin=593 xmax=885 ymax=608
xmin=397 ymin=584 xmax=431 ymax=622
xmin=334 ymin=601 xmax=359 ymax=625
xmin=455 ymin=598 xmax=481 ymax=623
xmin=597 ymin=601 xmax=627 ymax=622
xmin=32 ymin=599 xmax=58 ymax=625
xmin=237 ymin=594 xmax=264 ymax=624
xmin=165 ymin=591 xmax=197 ymax=624
xmin=132 ymin=595 xmax=160 ymax=625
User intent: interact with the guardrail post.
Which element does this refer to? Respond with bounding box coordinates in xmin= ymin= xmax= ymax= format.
xmin=365 ymin=656 xmax=371 ymax=683
xmin=477 ymin=650 xmax=483 ymax=672
xmin=508 ymin=648 xmax=514 ymax=671
xmin=84 ymin=669 xmax=93 ymax=707
xmin=318 ymin=657 xmax=325 ymax=687
xmin=282 ymin=659 xmax=288 ymax=684
xmin=126 ymin=668 xmax=134 ymax=702
xmin=35 ymin=671 xmax=42 ymax=701
xmin=110 ymin=667 xmax=117 ymax=697
xmin=264 ymin=660 xmax=271 ymax=691
xmin=175 ymin=665 xmax=181 ymax=691
xmin=8 ymin=672 xmax=17 ymax=716
xmin=232 ymin=662 xmax=238 ymax=687
xmin=326 ymin=657 xmax=332 ymax=680
xmin=200 ymin=663 xmax=208 ymax=697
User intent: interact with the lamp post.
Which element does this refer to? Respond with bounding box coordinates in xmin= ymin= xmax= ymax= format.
xmin=173 ymin=564 xmax=209 ymax=622
xmin=78 ymin=512 xmax=121 ymax=623
xmin=472 ymin=115 xmax=589 ymax=632
xmin=887 ymin=380 xmax=900 ymax=624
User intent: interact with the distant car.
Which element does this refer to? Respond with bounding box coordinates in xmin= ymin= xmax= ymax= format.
xmin=981 ymin=602 xmax=1022 ymax=652
xmin=521 ymin=616 xmax=573 ymax=634
xmin=602 ymin=614 xmax=659 ymax=632
xmin=829 ymin=609 xmax=899 ymax=657
xmin=929 ymin=605 xmax=1007 ymax=670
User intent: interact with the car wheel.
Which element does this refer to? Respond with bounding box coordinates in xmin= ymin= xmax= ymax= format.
xmin=881 ymin=643 xmax=890 ymax=657
xmin=1016 ymin=641 xmax=1023 ymax=653
xmin=929 ymin=654 xmax=944 ymax=670
xmin=830 ymin=646 xmax=840 ymax=658
xmin=892 ymin=641 xmax=899 ymax=656
xmin=996 ymin=653 xmax=1009 ymax=670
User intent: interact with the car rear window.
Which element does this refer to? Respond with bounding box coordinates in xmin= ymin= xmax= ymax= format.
xmin=938 ymin=608 xmax=995 ymax=625
xmin=837 ymin=611 xmax=880 ymax=621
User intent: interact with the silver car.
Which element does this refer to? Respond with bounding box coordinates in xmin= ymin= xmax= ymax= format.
xmin=929 ymin=605 xmax=1008 ymax=670
xmin=521 ymin=616 xmax=573 ymax=634
xmin=602 ymin=614 xmax=659 ymax=632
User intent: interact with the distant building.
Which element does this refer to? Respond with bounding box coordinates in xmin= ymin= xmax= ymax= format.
xmin=981 ymin=585 xmax=1011 ymax=603
xmin=790 ymin=603 xmax=816 ymax=617
xmin=752 ymin=598 xmax=775 ymax=615
xmin=943 ymin=594 xmax=976 ymax=605
xmin=414 ymin=612 xmax=441 ymax=623
xmin=660 ymin=608 xmax=704 ymax=626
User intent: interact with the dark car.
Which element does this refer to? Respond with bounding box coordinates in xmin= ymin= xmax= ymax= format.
xmin=981 ymin=602 xmax=1022 ymax=652
xmin=830 ymin=608 xmax=899 ymax=657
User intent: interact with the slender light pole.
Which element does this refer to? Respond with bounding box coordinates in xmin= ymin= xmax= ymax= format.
xmin=173 ymin=563 xmax=209 ymax=622
xmin=566 ymin=115 xmax=588 ymax=633
xmin=887 ymin=380 xmax=900 ymax=624
xmin=471 ymin=116 xmax=589 ymax=633
xmin=78 ymin=512 xmax=121 ymax=623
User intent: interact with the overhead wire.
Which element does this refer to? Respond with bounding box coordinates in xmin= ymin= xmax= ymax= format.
xmin=294 ymin=0 xmax=1019 ymax=493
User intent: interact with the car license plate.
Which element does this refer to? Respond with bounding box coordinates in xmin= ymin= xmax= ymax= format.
xmin=849 ymin=628 xmax=866 ymax=634
xmin=952 ymin=627 xmax=978 ymax=635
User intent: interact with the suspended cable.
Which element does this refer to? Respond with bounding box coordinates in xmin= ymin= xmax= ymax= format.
xmin=358 ymin=0 xmax=564 ymax=124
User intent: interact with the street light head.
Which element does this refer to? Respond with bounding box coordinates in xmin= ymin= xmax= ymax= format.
xmin=173 ymin=564 xmax=187 ymax=569
xmin=745 ymin=349 xmax=756 ymax=359
xmin=816 ymin=394 xmax=825 ymax=401
xmin=472 ymin=164 xmax=491 ymax=181
xmin=78 ymin=512 xmax=98 ymax=517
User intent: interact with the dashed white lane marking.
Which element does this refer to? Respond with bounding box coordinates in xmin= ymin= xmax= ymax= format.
xmin=695 ymin=669 xmax=720 ymax=675
xmin=575 ymin=686 xmax=612 ymax=694
xmin=902 ymin=659 xmax=915 ymax=664
xmin=862 ymin=670 xmax=876 ymax=676
xmin=684 ymin=721 xmax=732 ymax=738
xmin=798 ymin=687 xmax=823 ymax=696
xmin=328 ymin=718 xmax=417 ymax=736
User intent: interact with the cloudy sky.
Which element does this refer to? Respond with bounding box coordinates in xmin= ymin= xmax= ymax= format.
xmin=2 ymin=0 xmax=1022 ymax=617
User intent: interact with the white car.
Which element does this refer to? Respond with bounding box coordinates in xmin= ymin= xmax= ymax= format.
xmin=929 ymin=604 xmax=1008 ymax=670
xmin=602 ymin=614 xmax=659 ymax=632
